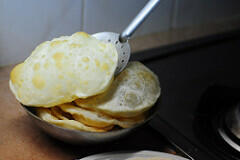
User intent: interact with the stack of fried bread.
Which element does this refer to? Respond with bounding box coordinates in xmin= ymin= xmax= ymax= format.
xmin=9 ymin=32 xmax=161 ymax=132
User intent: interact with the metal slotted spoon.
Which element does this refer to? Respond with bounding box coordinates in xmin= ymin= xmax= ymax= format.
xmin=92 ymin=0 xmax=160 ymax=75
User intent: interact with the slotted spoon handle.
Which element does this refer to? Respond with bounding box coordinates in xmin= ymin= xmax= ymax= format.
xmin=119 ymin=0 xmax=160 ymax=43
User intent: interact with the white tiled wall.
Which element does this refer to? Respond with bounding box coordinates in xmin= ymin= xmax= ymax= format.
xmin=0 ymin=0 xmax=83 ymax=66
xmin=172 ymin=0 xmax=240 ymax=28
xmin=0 ymin=0 xmax=240 ymax=67
xmin=83 ymin=0 xmax=174 ymax=36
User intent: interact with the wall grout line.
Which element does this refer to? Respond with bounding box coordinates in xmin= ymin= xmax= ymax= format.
xmin=80 ymin=0 xmax=85 ymax=31
xmin=170 ymin=0 xmax=177 ymax=31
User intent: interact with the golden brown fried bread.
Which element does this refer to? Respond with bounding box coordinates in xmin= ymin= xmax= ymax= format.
xmin=51 ymin=106 xmax=72 ymax=120
xmin=10 ymin=32 xmax=118 ymax=107
xmin=75 ymin=61 xmax=160 ymax=118
xmin=36 ymin=108 xmax=112 ymax=132
xmin=58 ymin=103 xmax=145 ymax=128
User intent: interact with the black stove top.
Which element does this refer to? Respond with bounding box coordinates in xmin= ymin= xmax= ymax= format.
xmin=131 ymin=30 xmax=240 ymax=160
xmin=195 ymin=86 xmax=240 ymax=159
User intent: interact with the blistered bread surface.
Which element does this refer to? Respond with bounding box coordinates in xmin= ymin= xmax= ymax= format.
xmin=9 ymin=32 xmax=118 ymax=107
xmin=75 ymin=61 xmax=161 ymax=118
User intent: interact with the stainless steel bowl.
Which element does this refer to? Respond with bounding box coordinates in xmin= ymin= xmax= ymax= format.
xmin=21 ymin=100 xmax=160 ymax=145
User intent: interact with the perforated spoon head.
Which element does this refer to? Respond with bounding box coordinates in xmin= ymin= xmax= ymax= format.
xmin=92 ymin=32 xmax=131 ymax=75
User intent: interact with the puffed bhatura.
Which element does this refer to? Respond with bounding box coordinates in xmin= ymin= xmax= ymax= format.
xmin=75 ymin=62 xmax=160 ymax=118
xmin=10 ymin=32 xmax=161 ymax=132
xmin=10 ymin=32 xmax=118 ymax=107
